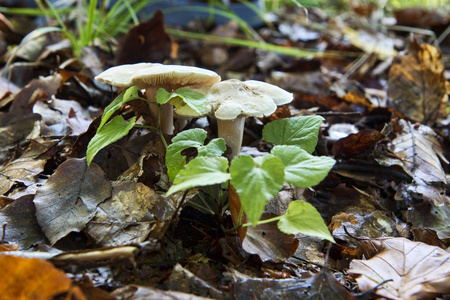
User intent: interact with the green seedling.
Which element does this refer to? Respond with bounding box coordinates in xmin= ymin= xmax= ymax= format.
xmin=86 ymin=85 xmax=208 ymax=165
xmin=167 ymin=116 xmax=336 ymax=242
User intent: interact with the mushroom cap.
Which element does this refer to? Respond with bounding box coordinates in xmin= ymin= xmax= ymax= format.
xmin=243 ymin=80 xmax=293 ymax=106
xmin=201 ymin=79 xmax=278 ymax=120
xmin=94 ymin=63 xmax=221 ymax=89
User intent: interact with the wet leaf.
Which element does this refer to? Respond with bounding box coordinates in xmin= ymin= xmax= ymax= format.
xmin=388 ymin=38 xmax=448 ymax=125
xmin=34 ymin=158 xmax=112 ymax=244
xmin=0 ymin=255 xmax=86 ymax=300
xmin=262 ymin=116 xmax=324 ymax=153
xmin=348 ymin=237 xmax=450 ymax=300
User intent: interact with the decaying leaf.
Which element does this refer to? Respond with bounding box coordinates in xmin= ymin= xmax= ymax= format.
xmin=33 ymin=158 xmax=112 ymax=244
xmin=388 ymin=38 xmax=448 ymax=125
xmin=85 ymin=181 xmax=175 ymax=246
xmin=376 ymin=119 xmax=449 ymax=206
xmin=0 ymin=140 xmax=51 ymax=196
xmin=0 ymin=195 xmax=47 ymax=249
xmin=348 ymin=237 xmax=450 ymax=300
xmin=0 ymin=255 xmax=86 ymax=300
xmin=242 ymin=212 xmax=299 ymax=262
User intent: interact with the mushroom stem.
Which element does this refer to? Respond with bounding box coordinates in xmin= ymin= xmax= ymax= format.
xmin=145 ymin=87 xmax=174 ymax=135
xmin=217 ymin=116 xmax=246 ymax=159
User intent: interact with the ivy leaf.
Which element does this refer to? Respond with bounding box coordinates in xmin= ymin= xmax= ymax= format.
xmin=86 ymin=116 xmax=136 ymax=165
xmin=262 ymin=116 xmax=324 ymax=153
xmin=98 ymin=86 xmax=145 ymax=131
xmin=166 ymin=129 xmax=226 ymax=181
xmin=271 ymin=145 xmax=336 ymax=188
xmin=156 ymin=87 xmax=207 ymax=115
xmin=166 ymin=157 xmax=230 ymax=196
xmin=230 ymin=155 xmax=285 ymax=226
xmin=278 ymin=200 xmax=335 ymax=243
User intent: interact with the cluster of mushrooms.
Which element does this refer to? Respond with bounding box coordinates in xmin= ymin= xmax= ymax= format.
xmin=95 ymin=63 xmax=293 ymax=158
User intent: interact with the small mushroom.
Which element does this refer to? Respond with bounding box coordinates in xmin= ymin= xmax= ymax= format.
xmin=199 ymin=79 xmax=293 ymax=158
xmin=95 ymin=63 xmax=221 ymax=135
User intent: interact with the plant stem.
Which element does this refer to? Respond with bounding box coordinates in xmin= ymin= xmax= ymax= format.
xmin=241 ymin=215 xmax=283 ymax=228
xmin=133 ymin=125 xmax=168 ymax=149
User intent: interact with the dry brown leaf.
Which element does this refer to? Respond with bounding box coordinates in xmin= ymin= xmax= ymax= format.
xmin=33 ymin=158 xmax=112 ymax=244
xmin=348 ymin=237 xmax=450 ymax=300
xmin=376 ymin=119 xmax=449 ymax=206
xmin=388 ymin=38 xmax=448 ymax=125
xmin=0 ymin=255 xmax=86 ymax=300
xmin=85 ymin=181 xmax=175 ymax=246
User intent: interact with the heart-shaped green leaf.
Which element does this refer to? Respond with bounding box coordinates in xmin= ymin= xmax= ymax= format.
xmin=230 ymin=155 xmax=285 ymax=226
xmin=166 ymin=157 xmax=230 ymax=196
xmin=278 ymin=200 xmax=335 ymax=243
xmin=262 ymin=116 xmax=324 ymax=153
xmin=271 ymin=145 xmax=335 ymax=188
xmin=166 ymin=129 xmax=226 ymax=181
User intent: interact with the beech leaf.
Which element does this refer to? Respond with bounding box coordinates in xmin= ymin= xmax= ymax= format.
xmin=348 ymin=237 xmax=450 ymax=300
xmin=33 ymin=158 xmax=112 ymax=244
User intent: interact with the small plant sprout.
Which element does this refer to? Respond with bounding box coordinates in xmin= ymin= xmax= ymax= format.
xmin=166 ymin=116 xmax=336 ymax=243
xmin=198 ymin=79 xmax=293 ymax=158
xmin=94 ymin=63 xmax=221 ymax=135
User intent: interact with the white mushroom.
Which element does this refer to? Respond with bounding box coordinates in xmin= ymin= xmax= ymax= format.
xmin=200 ymin=79 xmax=293 ymax=158
xmin=95 ymin=63 xmax=221 ymax=135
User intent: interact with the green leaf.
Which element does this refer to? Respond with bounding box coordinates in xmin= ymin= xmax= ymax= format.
xmin=156 ymin=87 xmax=207 ymax=116
xmin=98 ymin=86 xmax=146 ymax=131
xmin=166 ymin=157 xmax=230 ymax=196
xmin=230 ymin=155 xmax=285 ymax=226
xmin=278 ymin=200 xmax=335 ymax=243
xmin=271 ymin=145 xmax=335 ymax=188
xmin=166 ymin=129 xmax=226 ymax=181
xmin=262 ymin=116 xmax=324 ymax=153
xmin=86 ymin=116 xmax=136 ymax=166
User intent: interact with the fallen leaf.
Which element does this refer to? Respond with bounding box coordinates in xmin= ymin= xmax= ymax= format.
xmin=85 ymin=181 xmax=174 ymax=246
xmin=0 ymin=140 xmax=51 ymax=195
xmin=333 ymin=129 xmax=383 ymax=158
xmin=376 ymin=119 xmax=449 ymax=206
xmin=242 ymin=212 xmax=299 ymax=262
xmin=33 ymin=158 xmax=112 ymax=244
xmin=306 ymin=270 xmax=356 ymax=300
xmin=0 ymin=195 xmax=47 ymax=249
xmin=348 ymin=237 xmax=450 ymax=300
xmin=112 ymin=285 xmax=213 ymax=300
xmin=0 ymin=255 xmax=86 ymax=300
xmin=388 ymin=37 xmax=448 ymax=125
xmin=115 ymin=10 xmax=172 ymax=65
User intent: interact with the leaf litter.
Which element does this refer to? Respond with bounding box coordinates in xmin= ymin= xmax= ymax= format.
xmin=0 ymin=2 xmax=449 ymax=299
